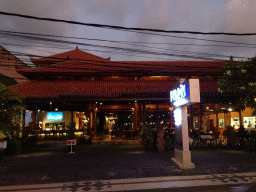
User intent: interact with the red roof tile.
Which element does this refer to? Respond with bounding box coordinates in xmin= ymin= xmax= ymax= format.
xmin=30 ymin=48 xmax=109 ymax=66
xmin=10 ymin=79 xmax=219 ymax=101
xmin=19 ymin=60 xmax=226 ymax=78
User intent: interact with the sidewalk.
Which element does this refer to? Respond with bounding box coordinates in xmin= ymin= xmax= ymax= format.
xmin=1 ymin=172 xmax=256 ymax=191
xmin=1 ymin=141 xmax=256 ymax=190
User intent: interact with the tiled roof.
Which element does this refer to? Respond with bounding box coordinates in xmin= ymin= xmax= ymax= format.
xmin=30 ymin=48 xmax=109 ymax=66
xmin=18 ymin=60 xmax=226 ymax=78
xmin=10 ymin=79 xmax=219 ymax=101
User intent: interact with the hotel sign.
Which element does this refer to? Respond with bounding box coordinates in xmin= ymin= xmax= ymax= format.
xmin=170 ymin=79 xmax=200 ymax=106
xmin=47 ymin=112 xmax=63 ymax=121
xmin=171 ymin=79 xmax=199 ymax=169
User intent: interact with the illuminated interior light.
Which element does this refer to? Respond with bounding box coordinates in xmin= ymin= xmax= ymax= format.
xmin=55 ymin=108 xmax=58 ymax=111
xmin=174 ymin=99 xmax=188 ymax=106
xmin=50 ymin=102 xmax=52 ymax=105
xmin=228 ymin=108 xmax=232 ymax=112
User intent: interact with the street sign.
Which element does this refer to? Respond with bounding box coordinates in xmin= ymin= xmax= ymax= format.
xmin=67 ymin=140 xmax=76 ymax=154
xmin=67 ymin=140 xmax=76 ymax=146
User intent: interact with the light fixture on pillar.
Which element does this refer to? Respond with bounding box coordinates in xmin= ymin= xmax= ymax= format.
xmin=50 ymin=102 xmax=52 ymax=105
xmin=55 ymin=108 xmax=58 ymax=111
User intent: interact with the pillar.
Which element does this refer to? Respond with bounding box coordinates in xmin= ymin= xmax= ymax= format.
xmin=199 ymin=104 xmax=203 ymax=130
xmin=206 ymin=106 xmax=210 ymax=131
xmin=171 ymin=105 xmax=195 ymax=169
xmin=143 ymin=103 xmax=146 ymax=125
xmin=215 ymin=104 xmax=219 ymax=128
xmin=88 ymin=103 xmax=96 ymax=139
xmin=138 ymin=103 xmax=144 ymax=128
xmin=22 ymin=110 xmax=25 ymax=131
xmin=189 ymin=105 xmax=193 ymax=130
xmin=133 ymin=102 xmax=138 ymax=130
xmin=89 ymin=103 xmax=93 ymax=139
xmin=32 ymin=104 xmax=37 ymax=131
xmin=239 ymin=111 xmax=243 ymax=127
xmin=93 ymin=103 xmax=97 ymax=136
xmin=170 ymin=107 xmax=174 ymax=128
xmin=71 ymin=111 xmax=74 ymax=125
xmin=156 ymin=104 xmax=159 ymax=127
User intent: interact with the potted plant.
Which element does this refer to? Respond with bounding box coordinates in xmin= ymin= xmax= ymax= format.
xmin=140 ymin=123 xmax=156 ymax=151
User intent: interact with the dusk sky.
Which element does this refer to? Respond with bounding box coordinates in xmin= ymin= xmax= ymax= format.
xmin=0 ymin=0 xmax=255 ymax=67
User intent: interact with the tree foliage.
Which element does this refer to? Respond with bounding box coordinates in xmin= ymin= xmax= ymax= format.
xmin=218 ymin=57 xmax=256 ymax=115
xmin=0 ymin=83 xmax=25 ymax=139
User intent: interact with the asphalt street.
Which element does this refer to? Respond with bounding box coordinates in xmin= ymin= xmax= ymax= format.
xmin=0 ymin=141 xmax=256 ymax=191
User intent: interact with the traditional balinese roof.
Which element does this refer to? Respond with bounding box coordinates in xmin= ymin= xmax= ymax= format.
xmin=18 ymin=60 xmax=226 ymax=79
xmin=0 ymin=45 xmax=30 ymax=84
xmin=10 ymin=78 xmax=220 ymax=102
xmin=30 ymin=47 xmax=110 ymax=67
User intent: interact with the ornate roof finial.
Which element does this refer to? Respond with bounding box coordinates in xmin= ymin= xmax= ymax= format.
xmin=230 ymin=55 xmax=233 ymax=61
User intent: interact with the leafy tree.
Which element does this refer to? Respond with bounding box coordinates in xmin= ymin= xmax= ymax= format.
xmin=0 ymin=83 xmax=25 ymax=139
xmin=218 ymin=57 xmax=256 ymax=115
xmin=0 ymin=73 xmax=17 ymax=87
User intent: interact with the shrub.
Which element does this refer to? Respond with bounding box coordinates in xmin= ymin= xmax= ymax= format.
xmin=21 ymin=135 xmax=38 ymax=148
xmin=164 ymin=134 xmax=174 ymax=150
xmin=140 ymin=124 xmax=156 ymax=151
xmin=77 ymin=135 xmax=91 ymax=145
xmin=4 ymin=139 xmax=21 ymax=155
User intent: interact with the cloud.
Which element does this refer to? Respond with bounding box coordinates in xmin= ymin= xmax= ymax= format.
xmin=0 ymin=0 xmax=255 ymax=62
xmin=0 ymin=0 xmax=78 ymax=35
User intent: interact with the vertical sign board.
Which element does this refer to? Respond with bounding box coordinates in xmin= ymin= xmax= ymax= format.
xmin=170 ymin=79 xmax=200 ymax=169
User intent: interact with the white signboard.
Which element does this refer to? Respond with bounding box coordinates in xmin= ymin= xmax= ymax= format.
xmin=0 ymin=141 xmax=7 ymax=149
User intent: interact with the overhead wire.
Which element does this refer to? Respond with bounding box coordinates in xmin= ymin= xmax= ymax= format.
xmin=0 ymin=11 xmax=256 ymax=36
xmin=0 ymin=31 xmax=250 ymax=61
xmin=1 ymin=29 xmax=256 ymax=47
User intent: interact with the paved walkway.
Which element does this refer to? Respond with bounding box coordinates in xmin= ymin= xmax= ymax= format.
xmin=0 ymin=141 xmax=256 ymax=191
xmin=0 ymin=172 xmax=256 ymax=191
